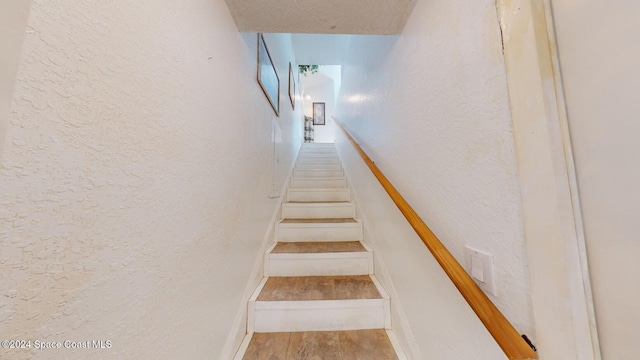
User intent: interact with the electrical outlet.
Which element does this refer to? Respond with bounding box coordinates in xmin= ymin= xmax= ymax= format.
xmin=464 ymin=246 xmax=497 ymax=297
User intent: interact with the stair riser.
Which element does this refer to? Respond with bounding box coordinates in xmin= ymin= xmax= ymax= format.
xmin=301 ymin=144 xmax=335 ymax=149
xmin=276 ymin=223 xmax=363 ymax=242
xmin=291 ymin=178 xmax=347 ymax=189
xmin=282 ymin=203 xmax=355 ymax=219
xmin=268 ymin=254 xmax=373 ymax=276
xmin=298 ymin=155 xmax=337 ymax=160
xmin=299 ymin=154 xmax=336 ymax=158
xmin=299 ymin=152 xmax=338 ymax=157
xmin=250 ymin=299 xmax=388 ymax=332
xmin=287 ymin=189 xmax=351 ymax=202
xmin=294 ymin=169 xmax=343 ymax=178
xmin=297 ymin=155 xmax=340 ymax=162
xmin=301 ymin=145 xmax=336 ymax=150
xmin=296 ymin=162 xmax=342 ymax=170
xmin=297 ymin=158 xmax=340 ymax=164
xmin=298 ymin=151 xmax=338 ymax=157
xmin=300 ymin=150 xmax=335 ymax=153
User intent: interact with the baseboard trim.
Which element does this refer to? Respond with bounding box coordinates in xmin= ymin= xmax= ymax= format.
xmin=218 ymin=147 xmax=300 ymax=360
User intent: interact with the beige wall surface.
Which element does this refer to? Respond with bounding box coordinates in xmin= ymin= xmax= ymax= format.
xmin=552 ymin=1 xmax=640 ymax=358
xmin=0 ymin=1 xmax=301 ymax=359
xmin=336 ymin=0 xmax=535 ymax=341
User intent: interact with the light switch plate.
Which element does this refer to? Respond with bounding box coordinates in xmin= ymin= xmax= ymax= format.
xmin=471 ymin=255 xmax=485 ymax=282
xmin=464 ymin=246 xmax=497 ymax=297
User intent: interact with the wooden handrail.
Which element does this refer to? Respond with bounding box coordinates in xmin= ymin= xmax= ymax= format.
xmin=335 ymin=120 xmax=538 ymax=360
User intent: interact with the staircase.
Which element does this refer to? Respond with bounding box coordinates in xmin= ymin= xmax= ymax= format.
xmin=235 ymin=143 xmax=405 ymax=359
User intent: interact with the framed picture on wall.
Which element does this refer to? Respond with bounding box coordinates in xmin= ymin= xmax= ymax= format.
xmin=257 ymin=33 xmax=279 ymax=116
xmin=288 ymin=62 xmax=295 ymax=110
xmin=313 ymin=102 xmax=325 ymax=125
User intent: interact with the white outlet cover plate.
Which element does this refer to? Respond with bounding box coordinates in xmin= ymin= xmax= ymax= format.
xmin=464 ymin=246 xmax=497 ymax=297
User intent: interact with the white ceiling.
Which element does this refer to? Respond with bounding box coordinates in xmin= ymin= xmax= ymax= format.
xmin=224 ymin=0 xmax=417 ymax=35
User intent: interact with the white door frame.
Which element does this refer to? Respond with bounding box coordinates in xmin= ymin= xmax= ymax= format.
xmin=0 ymin=0 xmax=33 ymax=163
xmin=495 ymin=0 xmax=601 ymax=358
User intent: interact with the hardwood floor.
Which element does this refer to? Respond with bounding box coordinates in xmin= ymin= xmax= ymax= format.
xmin=243 ymin=330 xmax=399 ymax=360
xmin=256 ymin=275 xmax=382 ymax=301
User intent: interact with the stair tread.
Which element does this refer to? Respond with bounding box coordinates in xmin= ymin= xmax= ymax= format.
xmin=288 ymin=188 xmax=349 ymax=191
xmin=286 ymin=200 xmax=350 ymax=203
xmin=280 ymin=218 xmax=357 ymax=224
xmin=243 ymin=329 xmax=398 ymax=360
xmin=257 ymin=275 xmax=382 ymax=301
xmin=293 ymin=176 xmax=346 ymax=180
xmin=272 ymin=241 xmax=366 ymax=254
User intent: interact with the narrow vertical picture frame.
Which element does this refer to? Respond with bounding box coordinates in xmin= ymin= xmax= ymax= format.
xmin=313 ymin=102 xmax=325 ymax=125
xmin=288 ymin=62 xmax=295 ymax=110
xmin=257 ymin=33 xmax=279 ymax=116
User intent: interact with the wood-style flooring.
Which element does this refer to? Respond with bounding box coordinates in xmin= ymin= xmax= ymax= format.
xmin=271 ymin=241 xmax=366 ymax=254
xmin=280 ymin=218 xmax=358 ymax=223
xmin=256 ymin=275 xmax=382 ymax=301
xmin=242 ymin=330 xmax=399 ymax=360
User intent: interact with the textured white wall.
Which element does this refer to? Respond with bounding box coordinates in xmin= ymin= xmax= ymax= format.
xmin=0 ymin=1 xmax=300 ymax=359
xmin=552 ymin=1 xmax=640 ymax=358
xmin=319 ymin=65 xmax=342 ymax=107
xmin=336 ymin=0 xmax=534 ymax=338
xmin=336 ymin=127 xmax=507 ymax=359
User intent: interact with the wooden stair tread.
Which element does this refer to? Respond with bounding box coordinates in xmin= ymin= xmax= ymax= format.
xmin=286 ymin=200 xmax=349 ymax=203
xmin=257 ymin=275 xmax=382 ymax=301
xmin=280 ymin=218 xmax=357 ymax=224
xmin=272 ymin=241 xmax=366 ymax=254
xmin=242 ymin=330 xmax=398 ymax=360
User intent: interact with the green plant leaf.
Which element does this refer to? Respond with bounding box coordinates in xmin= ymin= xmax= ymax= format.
xmin=298 ymin=65 xmax=320 ymax=77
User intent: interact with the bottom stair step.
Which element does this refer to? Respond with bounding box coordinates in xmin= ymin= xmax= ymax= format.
xmin=248 ymin=275 xmax=391 ymax=332
xmin=240 ymin=329 xmax=400 ymax=360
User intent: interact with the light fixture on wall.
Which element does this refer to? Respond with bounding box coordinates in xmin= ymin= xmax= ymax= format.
xmin=303 ymin=92 xmax=312 ymax=100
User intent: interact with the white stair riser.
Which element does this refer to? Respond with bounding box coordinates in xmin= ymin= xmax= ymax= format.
xmin=291 ymin=178 xmax=347 ymax=189
xmin=250 ymin=299 xmax=388 ymax=332
xmin=301 ymin=145 xmax=336 ymax=150
xmin=294 ymin=169 xmax=344 ymax=178
xmin=282 ymin=203 xmax=355 ymax=219
xmin=301 ymin=144 xmax=335 ymax=149
xmin=299 ymin=154 xmax=337 ymax=159
xmin=297 ymin=158 xmax=340 ymax=164
xmin=299 ymin=152 xmax=338 ymax=157
xmin=299 ymin=150 xmax=338 ymax=156
xmin=268 ymin=253 xmax=373 ymax=276
xmin=287 ymin=189 xmax=351 ymax=202
xmin=296 ymin=162 xmax=342 ymax=170
xmin=298 ymin=155 xmax=339 ymax=161
xmin=298 ymin=158 xmax=340 ymax=163
xmin=300 ymin=150 xmax=335 ymax=153
xmin=276 ymin=223 xmax=363 ymax=242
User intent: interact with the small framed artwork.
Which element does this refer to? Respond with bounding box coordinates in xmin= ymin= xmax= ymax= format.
xmin=313 ymin=102 xmax=325 ymax=125
xmin=288 ymin=62 xmax=295 ymax=110
xmin=257 ymin=33 xmax=279 ymax=116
